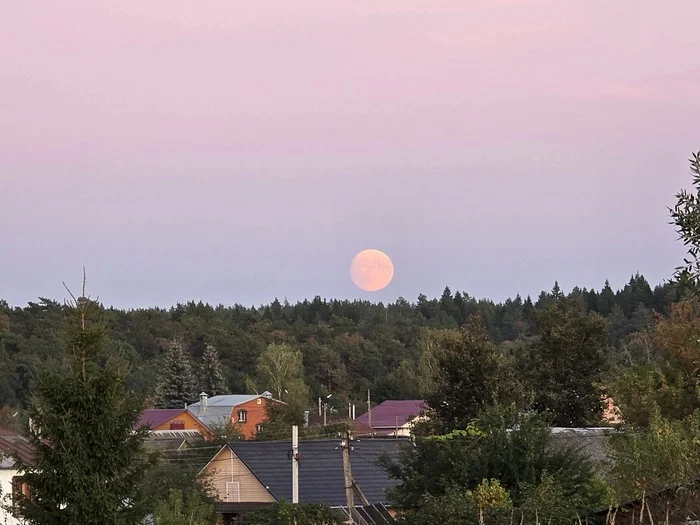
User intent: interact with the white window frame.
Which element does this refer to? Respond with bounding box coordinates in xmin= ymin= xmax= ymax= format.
xmin=237 ymin=409 xmax=247 ymax=423
xmin=225 ymin=481 xmax=240 ymax=503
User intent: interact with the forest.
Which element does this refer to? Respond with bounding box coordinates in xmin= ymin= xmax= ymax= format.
xmin=0 ymin=273 xmax=685 ymax=417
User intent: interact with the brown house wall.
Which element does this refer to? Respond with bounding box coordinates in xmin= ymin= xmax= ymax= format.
xmin=152 ymin=411 xmax=211 ymax=437
xmin=231 ymin=398 xmax=279 ymax=439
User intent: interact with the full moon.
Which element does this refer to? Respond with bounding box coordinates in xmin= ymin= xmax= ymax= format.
xmin=350 ymin=249 xmax=394 ymax=292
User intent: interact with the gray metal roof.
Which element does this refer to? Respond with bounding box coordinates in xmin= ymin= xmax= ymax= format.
xmin=548 ymin=427 xmax=612 ymax=472
xmin=228 ymin=438 xmax=405 ymax=506
xmin=190 ymin=394 xmax=259 ymax=408
xmin=189 ymin=406 xmax=234 ymax=428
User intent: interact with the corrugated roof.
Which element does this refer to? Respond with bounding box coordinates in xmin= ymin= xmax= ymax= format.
xmin=356 ymin=400 xmax=426 ymax=429
xmin=190 ymin=394 xmax=259 ymax=408
xmin=228 ymin=438 xmax=404 ymax=506
xmin=0 ymin=429 xmax=34 ymax=467
xmin=137 ymin=409 xmax=189 ymax=429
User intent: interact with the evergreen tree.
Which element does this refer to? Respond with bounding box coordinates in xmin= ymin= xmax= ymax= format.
xmin=199 ymin=344 xmax=228 ymax=397
xmin=13 ymin=289 xmax=153 ymax=525
xmin=598 ymin=279 xmax=616 ymax=316
xmin=153 ymin=340 xmax=196 ymax=409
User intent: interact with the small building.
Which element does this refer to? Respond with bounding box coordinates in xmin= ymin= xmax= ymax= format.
xmin=355 ymin=400 xmax=426 ymax=437
xmin=198 ymin=438 xmax=404 ymax=524
xmin=0 ymin=427 xmax=33 ymax=525
xmin=137 ymin=408 xmax=210 ymax=437
xmin=189 ymin=392 xmax=283 ymax=440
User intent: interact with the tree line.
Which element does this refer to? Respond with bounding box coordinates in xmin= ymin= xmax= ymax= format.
xmin=0 ymin=273 xmax=685 ymax=419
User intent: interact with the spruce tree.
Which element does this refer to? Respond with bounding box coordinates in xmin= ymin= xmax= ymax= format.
xmin=153 ymin=340 xmax=196 ymax=409
xmin=199 ymin=344 xmax=228 ymax=397
xmin=13 ymin=287 xmax=153 ymax=525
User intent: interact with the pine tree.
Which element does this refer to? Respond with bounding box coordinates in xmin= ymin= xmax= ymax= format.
xmin=199 ymin=344 xmax=228 ymax=397
xmin=154 ymin=340 xmax=196 ymax=409
xmin=13 ymin=285 xmax=153 ymax=525
xmin=598 ymin=279 xmax=616 ymax=316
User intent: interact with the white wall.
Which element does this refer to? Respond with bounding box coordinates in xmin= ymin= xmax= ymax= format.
xmin=0 ymin=468 xmax=22 ymax=525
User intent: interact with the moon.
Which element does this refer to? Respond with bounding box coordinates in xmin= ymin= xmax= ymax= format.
xmin=350 ymin=249 xmax=394 ymax=292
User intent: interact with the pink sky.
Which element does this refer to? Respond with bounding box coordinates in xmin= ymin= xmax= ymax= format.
xmin=1 ymin=1 xmax=699 ymax=307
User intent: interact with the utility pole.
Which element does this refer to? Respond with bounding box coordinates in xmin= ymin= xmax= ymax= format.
xmin=367 ymin=389 xmax=372 ymax=431
xmin=292 ymin=425 xmax=299 ymax=504
xmin=341 ymin=430 xmax=355 ymax=524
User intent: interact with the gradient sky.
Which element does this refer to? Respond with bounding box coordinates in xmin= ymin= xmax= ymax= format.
xmin=2 ymin=1 xmax=699 ymax=308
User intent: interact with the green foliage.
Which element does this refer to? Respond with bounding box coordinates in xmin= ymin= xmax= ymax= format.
xmin=608 ymin=409 xmax=700 ymax=501
xmin=13 ymin=293 xmax=154 ymax=525
xmin=244 ymin=501 xmax=336 ymax=525
xmin=0 ymin=277 xmax=681 ymax=412
xmin=610 ymin=300 xmax=700 ymax=427
xmin=383 ymin=405 xmax=604 ymax=520
xmin=671 ymin=150 xmax=700 ymax=289
xmin=198 ymin=344 xmax=228 ymax=397
xmin=206 ymin=419 xmax=244 ymax=446
xmin=424 ymin=317 xmax=529 ymax=432
xmin=518 ymin=298 xmax=609 ymax=427
xmin=253 ymin=343 xmax=309 ymax=406
xmin=153 ymin=340 xmax=196 ymax=409
xmin=153 ymin=488 xmax=215 ymax=525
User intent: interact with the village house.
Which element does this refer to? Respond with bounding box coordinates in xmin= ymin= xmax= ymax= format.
xmin=355 ymin=400 xmax=426 ymax=437
xmin=136 ymin=408 xmax=211 ymax=437
xmin=198 ymin=437 xmax=403 ymax=524
xmin=0 ymin=427 xmax=33 ymax=525
xmin=188 ymin=392 xmax=283 ymax=439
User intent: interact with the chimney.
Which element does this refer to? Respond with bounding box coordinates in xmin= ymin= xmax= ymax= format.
xmin=199 ymin=392 xmax=208 ymax=417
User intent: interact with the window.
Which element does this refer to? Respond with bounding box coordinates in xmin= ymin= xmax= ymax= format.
xmin=12 ymin=476 xmax=30 ymax=509
xmin=256 ymin=424 xmax=263 ymax=434
xmin=225 ymin=482 xmax=240 ymax=502
xmin=237 ymin=409 xmax=247 ymax=423
xmin=169 ymin=420 xmax=185 ymax=430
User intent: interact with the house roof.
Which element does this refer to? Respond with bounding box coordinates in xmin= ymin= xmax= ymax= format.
xmin=548 ymin=427 xmax=612 ymax=471
xmin=356 ymin=400 xmax=426 ymax=429
xmin=188 ymin=393 xmax=277 ymax=428
xmin=227 ymin=438 xmax=404 ymax=505
xmin=0 ymin=428 xmax=34 ymax=467
xmin=189 ymin=406 xmax=235 ymax=428
xmin=145 ymin=436 xmax=193 ymax=452
xmin=137 ymin=409 xmax=190 ymax=430
xmin=190 ymin=393 xmax=269 ymax=408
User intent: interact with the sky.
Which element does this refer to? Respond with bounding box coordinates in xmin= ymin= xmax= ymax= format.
xmin=1 ymin=1 xmax=699 ymax=308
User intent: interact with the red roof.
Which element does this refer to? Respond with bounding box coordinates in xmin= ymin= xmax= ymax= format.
xmin=137 ymin=409 xmax=189 ymax=430
xmin=356 ymin=400 xmax=426 ymax=429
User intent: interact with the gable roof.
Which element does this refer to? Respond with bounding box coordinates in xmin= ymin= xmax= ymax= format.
xmin=227 ymin=438 xmax=404 ymax=506
xmin=0 ymin=428 xmax=34 ymax=467
xmin=137 ymin=409 xmax=190 ymax=430
xmin=356 ymin=400 xmax=426 ymax=429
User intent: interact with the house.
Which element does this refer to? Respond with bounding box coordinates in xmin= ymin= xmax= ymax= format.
xmin=0 ymin=427 xmax=33 ymax=525
xmin=137 ymin=408 xmax=210 ymax=438
xmin=198 ymin=437 xmax=404 ymax=524
xmin=355 ymin=400 xmax=426 ymax=437
xmin=189 ymin=392 xmax=283 ymax=440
